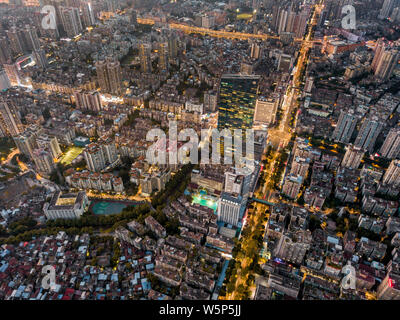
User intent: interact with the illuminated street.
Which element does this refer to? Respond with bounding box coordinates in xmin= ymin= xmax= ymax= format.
xmin=224 ymin=2 xmax=323 ymax=300
xmin=86 ymin=190 xmax=150 ymax=202
xmin=224 ymin=149 xmax=280 ymax=300
xmin=268 ymin=2 xmax=322 ymax=149
xmin=0 ymin=148 xmax=19 ymax=166
xmin=137 ymin=17 xmax=323 ymax=44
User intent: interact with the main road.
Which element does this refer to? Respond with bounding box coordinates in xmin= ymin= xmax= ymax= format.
xmin=1 ymin=148 xmax=19 ymax=166
xmin=268 ymin=1 xmax=322 ymax=149
xmin=137 ymin=17 xmax=322 ymax=44
xmin=223 ymin=0 xmax=324 ymax=300
xmin=223 ymin=145 xmax=280 ymax=299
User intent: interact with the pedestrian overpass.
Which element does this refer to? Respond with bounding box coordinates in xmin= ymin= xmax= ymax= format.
xmin=249 ymin=197 xmax=275 ymax=206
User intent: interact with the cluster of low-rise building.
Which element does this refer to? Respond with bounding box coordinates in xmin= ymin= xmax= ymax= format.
xmin=0 ymin=231 xmax=160 ymax=300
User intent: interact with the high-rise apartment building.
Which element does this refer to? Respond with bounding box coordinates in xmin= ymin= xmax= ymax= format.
xmin=276 ymin=7 xmax=309 ymax=38
xmin=371 ymin=38 xmax=387 ymax=72
xmin=37 ymin=134 xmax=62 ymax=159
xmin=32 ymin=148 xmax=56 ymax=176
xmin=375 ymin=49 xmax=399 ymax=82
xmin=332 ymin=109 xmax=358 ymax=143
xmin=277 ymin=8 xmax=289 ymax=34
xmin=95 ymin=60 xmax=109 ymax=93
xmin=273 ymin=230 xmax=312 ymax=265
xmin=217 ymin=74 xmax=260 ymax=132
xmin=139 ymin=43 xmax=152 ymax=73
xmin=217 ymin=192 xmax=244 ymax=227
xmin=3 ymin=63 xmax=19 ymax=86
xmin=12 ymin=125 xmax=43 ymax=157
xmin=382 ymin=159 xmax=400 ymax=186
xmin=293 ymin=10 xmax=309 ymax=38
xmin=290 ymin=157 xmax=310 ymax=178
xmin=102 ymin=137 xmax=118 ymax=164
xmin=84 ymin=143 xmax=106 ymax=172
xmin=60 ymin=7 xmax=83 ymax=38
xmin=354 ymin=116 xmax=383 ymax=153
xmin=158 ymin=42 xmax=169 ymax=72
xmin=74 ymin=90 xmax=102 ymax=111
xmin=6 ymin=26 xmax=24 ymax=56
xmin=83 ymin=140 xmax=118 ymax=172
xmin=129 ymin=8 xmax=137 ymax=25
xmin=277 ymin=53 xmax=294 ymax=73
xmin=0 ymin=37 xmax=12 ymax=64
xmin=32 ymin=49 xmax=48 ymax=69
xmin=81 ymin=2 xmax=96 ymax=28
xmin=201 ymin=14 xmax=215 ymax=28
xmin=282 ymin=175 xmax=303 ymax=199
xmin=168 ymin=35 xmax=178 ymax=60
xmin=0 ymin=101 xmax=23 ymax=136
xmin=390 ymin=6 xmax=400 ymax=23
xmin=95 ymin=57 xmax=122 ymax=95
xmin=379 ymin=0 xmax=399 ymax=19
xmin=40 ymin=0 xmax=63 ymax=35
xmin=106 ymin=0 xmax=120 ymax=12
xmin=380 ymin=126 xmax=400 ymax=159
xmin=203 ymin=91 xmax=218 ymax=112
xmin=377 ymin=272 xmax=400 ymax=299
xmin=250 ymin=42 xmax=262 ymax=60
xmin=0 ymin=70 xmax=11 ymax=91
xmin=13 ymin=134 xmax=36 ymax=157
xmin=224 ymin=167 xmax=247 ymax=196
xmin=22 ymin=25 xmax=40 ymax=52
xmin=285 ymin=10 xmax=296 ymax=35
xmin=341 ymin=145 xmax=365 ymax=169
xmin=253 ymin=97 xmax=278 ymax=126
xmin=106 ymin=58 xmax=122 ymax=95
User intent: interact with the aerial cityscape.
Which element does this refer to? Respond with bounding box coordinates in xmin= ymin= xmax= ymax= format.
xmin=0 ymin=0 xmax=400 ymax=304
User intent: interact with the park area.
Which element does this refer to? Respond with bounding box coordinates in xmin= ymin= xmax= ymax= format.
xmin=60 ymin=146 xmax=84 ymax=165
xmin=0 ymin=137 xmax=16 ymax=161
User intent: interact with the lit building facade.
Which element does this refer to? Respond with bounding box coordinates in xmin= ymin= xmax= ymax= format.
xmin=217 ymin=74 xmax=260 ymax=132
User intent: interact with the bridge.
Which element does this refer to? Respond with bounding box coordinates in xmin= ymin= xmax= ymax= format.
xmin=249 ymin=197 xmax=275 ymax=206
xmin=137 ymin=18 xmax=322 ymax=44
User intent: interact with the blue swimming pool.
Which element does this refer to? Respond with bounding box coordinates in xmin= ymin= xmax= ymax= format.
xmin=91 ymin=201 xmax=128 ymax=215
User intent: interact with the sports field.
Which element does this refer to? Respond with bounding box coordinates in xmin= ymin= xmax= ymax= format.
xmin=236 ymin=13 xmax=253 ymax=20
xmin=60 ymin=146 xmax=84 ymax=165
